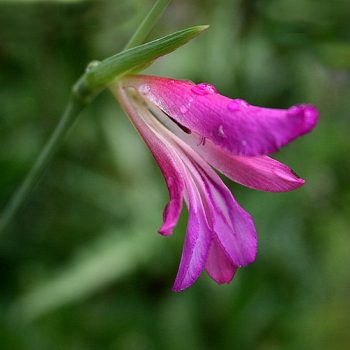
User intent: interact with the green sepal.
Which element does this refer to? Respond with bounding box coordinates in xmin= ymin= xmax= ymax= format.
xmin=73 ymin=25 xmax=209 ymax=103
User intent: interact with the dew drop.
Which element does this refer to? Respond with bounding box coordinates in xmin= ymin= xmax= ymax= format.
xmin=227 ymin=99 xmax=249 ymax=112
xmin=304 ymin=110 xmax=312 ymax=118
xmin=241 ymin=140 xmax=247 ymax=146
xmin=191 ymin=83 xmax=217 ymax=96
xmin=85 ymin=60 xmax=100 ymax=72
xmin=168 ymin=176 xmax=174 ymax=186
xmin=139 ymin=84 xmax=151 ymax=95
xmin=180 ymin=105 xmax=188 ymax=114
xmin=217 ymin=125 xmax=226 ymax=138
xmin=304 ymin=107 xmax=315 ymax=119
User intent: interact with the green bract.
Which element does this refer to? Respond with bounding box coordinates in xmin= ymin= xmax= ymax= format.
xmin=73 ymin=25 xmax=209 ymax=103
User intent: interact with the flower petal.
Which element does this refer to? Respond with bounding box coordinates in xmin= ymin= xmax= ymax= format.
xmin=115 ymin=86 xmax=184 ymax=236
xmin=205 ymin=238 xmax=238 ymax=284
xmin=115 ymin=84 xmax=258 ymax=291
xmin=157 ymin=159 xmax=184 ymax=236
xmin=195 ymin=140 xmax=305 ymax=192
xmin=138 ymin=96 xmax=305 ymax=192
xmin=197 ymin=163 xmax=257 ymax=267
xmin=122 ymin=75 xmax=319 ymax=156
xmin=172 ymin=194 xmax=212 ymax=292
xmin=116 ymin=86 xmax=212 ymax=291
xmin=172 ymin=154 xmax=256 ymax=290
xmin=172 ymin=136 xmax=258 ymax=268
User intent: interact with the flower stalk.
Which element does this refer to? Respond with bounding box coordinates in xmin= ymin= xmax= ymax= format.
xmin=0 ymin=98 xmax=85 ymax=235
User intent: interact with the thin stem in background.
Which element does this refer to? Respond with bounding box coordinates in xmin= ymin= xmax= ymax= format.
xmin=0 ymin=0 xmax=173 ymax=236
xmin=0 ymin=98 xmax=85 ymax=235
xmin=125 ymin=0 xmax=171 ymax=50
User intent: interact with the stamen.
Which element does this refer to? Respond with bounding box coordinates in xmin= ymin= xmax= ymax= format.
xmin=129 ymin=86 xmax=192 ymax=134
xmin=197 ymin=136 xmax=206 ymax=146
xmin=161 ymin=109 xmax=192 ymax=134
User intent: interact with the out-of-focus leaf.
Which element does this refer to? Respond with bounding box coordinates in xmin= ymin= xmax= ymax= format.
xmin=10 ymin=227 xmax=161 ymax=322
xmin=315 ymin=42 xmax=350 ymax=68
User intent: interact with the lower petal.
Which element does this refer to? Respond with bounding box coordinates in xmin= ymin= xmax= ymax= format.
xmin=199 ymin=141 xmax=305 ymax=192
xmin=157 ymin=165 xmax=184 ymax=236
xmin=172 ymin=201 xmax=212 ymax=292
xmin=204 ymin=173 xmax=258 ymax=267
xmin=206 ymin=239 xmax=238 ymax=284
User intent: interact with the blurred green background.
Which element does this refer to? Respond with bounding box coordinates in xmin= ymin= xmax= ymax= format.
xmin=1 ymin=0 xmax=349 ymax=349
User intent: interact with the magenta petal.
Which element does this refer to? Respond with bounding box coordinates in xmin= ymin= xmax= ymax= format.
xmin=172 ymin=155 xmax=257 ymax=291
xmin=115 ymin=87 xmax=184 ymax=236
xmin=199 ymin=167 xmax=257 ymax=267
xmin=206 ymin=239 xmax=238 ymax=284
xmin=158 ymin=163 xmax=184 ymax=236
xmin=197 ymin=140 xmax=305 ymax=192
xmin=112 ymin=75 xmax=312 ymax=291
xmin=122 ymin=75 xmax=319 ymax=156
xmin=170 ymin=134 xmax=256 ymax=290
xmin=140 ymin=99 xmax=305 ymax=192
xmin=172 ymin=200 xmax=212 ymax=292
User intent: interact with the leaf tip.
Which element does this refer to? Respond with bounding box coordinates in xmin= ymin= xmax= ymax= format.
xmin=197 ymin=24 xmax=210 ymax=31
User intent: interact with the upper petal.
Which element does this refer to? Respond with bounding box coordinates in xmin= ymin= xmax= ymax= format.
xmin=121 ymin=75 xmax=319 ymax=156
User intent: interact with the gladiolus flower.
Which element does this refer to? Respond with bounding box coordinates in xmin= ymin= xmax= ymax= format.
xmin=111 ymin=75 xmax=318 ymax=292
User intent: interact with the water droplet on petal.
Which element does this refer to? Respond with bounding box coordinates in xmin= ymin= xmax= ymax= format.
xmin=217 ymin=125 xmax=226 ymax=138
xmin=139 ymin=84 xmax=151 ymax=95
xmin=304 ymin=110 xmax=312 ymax=118
xmin=168 ymin=176 xmax=174 ymax=186
xmin=304 ymin=107 xmax=315 ymax=119
xmin=241 ymin=140 xmax=247 ymax=146
xmin=227 ymin=99 xmax=249 ymax=112
xmin=180 ymin=105 xmax=188 ymax=114
xmin=191 ymin=83 xmax=217 ymax=96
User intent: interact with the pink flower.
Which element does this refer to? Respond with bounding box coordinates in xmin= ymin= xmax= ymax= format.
xmin=111 ymin=75 xmax=318 ymax=292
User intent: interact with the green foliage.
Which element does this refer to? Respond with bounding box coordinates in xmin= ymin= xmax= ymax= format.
xmin=1 ymin=0 xmax=350 ymax=349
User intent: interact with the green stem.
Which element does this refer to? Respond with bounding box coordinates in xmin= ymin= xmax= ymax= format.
xmin=0 ymin=0 xmax=174 ymax=236
xmin=125 ymin=0 xmax=171 ymax=49
xmin=0 ymin=97 xmax=85 ymax=236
